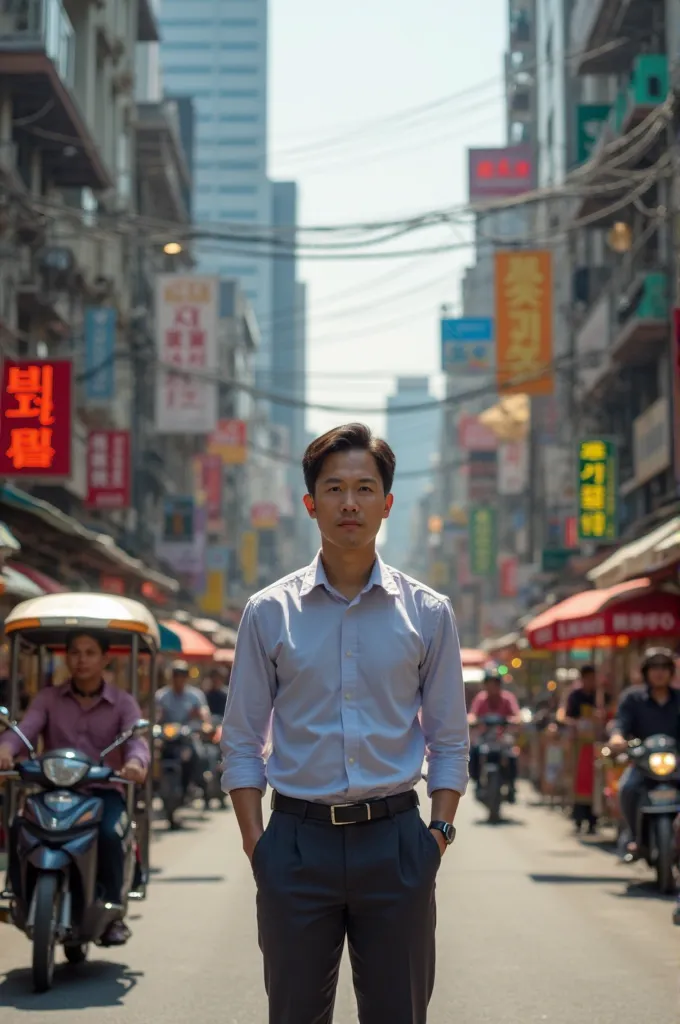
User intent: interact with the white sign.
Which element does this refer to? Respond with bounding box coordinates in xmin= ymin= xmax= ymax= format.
xmin=155 ymin=275 xmax=219 ymax=434
xmin=544 ymin=446 xmax=576 ymax=508
xmin=633 ymin=397 xmax=670 ymax=487
xmin=498 ymin=442 xmax=528 ymax=495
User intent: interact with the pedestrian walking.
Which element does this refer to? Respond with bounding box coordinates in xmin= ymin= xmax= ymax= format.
xmin=221 ymin=422 xmax=469 ymax=1024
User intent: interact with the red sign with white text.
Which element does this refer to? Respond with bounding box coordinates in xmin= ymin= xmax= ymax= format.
xmin=499 ymin=555 xmax=518 ymax=598
xmin=0 ymin=360 xmax=72 ymax=477
xmin=86 ymin=430 xmax=131 ymax=509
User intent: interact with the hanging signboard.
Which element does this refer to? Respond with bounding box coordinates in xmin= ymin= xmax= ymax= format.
xmin=495 ymin=250 xmax=553 ymax=396
xmin=0 ymin=360 xmax=72 ymax=477
xmin=469 ymin=505 xmax=497 ymax=577
xmin=85 ymin=430 xmax=131 ymax=509
xmin=577 ymin=438 xmax=618 ymax=542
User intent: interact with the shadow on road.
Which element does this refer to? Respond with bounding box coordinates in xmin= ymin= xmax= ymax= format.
xmin=472 ymin=817 xmax=526 ymax=828
xmin=615 ymin=881 xmax=677 ymax=904
xmin=153 ymin=874 xmax=225 ymax=884
xmin=529 ymin=873 xmax=635 ymax=885
xmin=0 ymin=959 xmax=142 ymax=1011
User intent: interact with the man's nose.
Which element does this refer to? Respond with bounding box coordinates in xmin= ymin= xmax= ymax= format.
xmin=341 ymin=494 xmax=359 ymax=510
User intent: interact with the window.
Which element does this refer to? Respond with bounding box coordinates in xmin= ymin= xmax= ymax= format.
xmin=162 ymin=42 xmax=212 ymax=50
xmin=194 ymin=160 xmax=260 ymax=171
xmin=219 ymin=89 xmax=259 ymax=98
xmin=220 ymin=42 xmax=258 ymax=51
xmin=163 ymin=65 xmax=211 ymax=74
xmin=218 ymin=185 xmax=258 ymax=194
xmin=221 ymin=66 xmax=258 ymax=75
xmin=221 ymin=19 xmax=258 ymax=27
xmin=219 ymin=114 xmax=258 ymax=123
xmin=218 ymin=265 xmax=258 ymax=276
xmin=220 ymin=210 xmax=259 ymax=221
xmin=217 ymin=137 xmax=258 ymax=147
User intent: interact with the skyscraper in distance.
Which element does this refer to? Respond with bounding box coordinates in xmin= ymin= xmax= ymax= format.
xmin=158 ymin=0 xmax=273 ymax=374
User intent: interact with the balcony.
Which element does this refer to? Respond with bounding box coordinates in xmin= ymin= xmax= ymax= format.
xmin=571 ymin=0 xmax=665 ymax=75
xmin=611 ymin=270 xmax=668 ymax=364
xmin=135 ymin=100 xmax=191 ymax=225
xmin=0 ymin=0 xmax=111 ymax=189
xmin=612 ymin=55 xmax=668 ymax=135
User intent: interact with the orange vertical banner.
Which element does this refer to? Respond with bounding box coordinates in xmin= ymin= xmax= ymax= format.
xmin=495 ymin=250 xmax=553 ymax=396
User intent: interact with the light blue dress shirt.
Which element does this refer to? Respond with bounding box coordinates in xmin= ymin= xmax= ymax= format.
xmin=221 ymin=553 xmax=469 ymax=803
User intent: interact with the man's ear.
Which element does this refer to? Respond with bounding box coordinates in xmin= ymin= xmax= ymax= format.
xmin=303 ymin=493 xmax=316 ymax=519
xmin=382 ymin=493 xmax=394 ymax=519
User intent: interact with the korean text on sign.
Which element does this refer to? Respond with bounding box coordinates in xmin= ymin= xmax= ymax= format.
xmin=577 ymin=439 xmax=618 ymax=542
xmin=86 ymin=431 xmax=130 ymax=509
xmin=495 ymin=250 xmax=553 ymax=397
xmin=469 ymin=506 xmax=497 ymax=577
xmin=0 ymin=361 xmax=72 ymax=477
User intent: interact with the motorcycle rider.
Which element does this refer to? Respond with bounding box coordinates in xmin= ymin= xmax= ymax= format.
xmin=155 ymin=660 xmax=210 ymax=795
xmin=0 ymin=631 xmax=149 ymax=946
xmin=608 ymin=647 xmax=680 ymax=862
xmin=204 ymin=666 xmax=230 ymax=719
xmin=468 ymin=671 xmax=521 ymax=802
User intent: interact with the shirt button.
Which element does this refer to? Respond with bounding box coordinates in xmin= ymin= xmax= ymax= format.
xmin=345 ymin=651 xmax=353 ymax=657
xmin=349 ymin=757 xmax=355 ymax=765
xmin=345 ymin=693 xmax=351 ymax=701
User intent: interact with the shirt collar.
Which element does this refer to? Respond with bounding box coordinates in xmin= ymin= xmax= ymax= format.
xmin=300 ymin=551 xmax=399 ymax=599
xmin=62 ymin=679 xmax=116 ymax=704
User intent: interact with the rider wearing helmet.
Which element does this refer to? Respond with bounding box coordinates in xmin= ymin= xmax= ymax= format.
xmin=609 ymin=647 xmax=680 ymax=860
xmin=468 ymin=670 xmax=521 ymax=802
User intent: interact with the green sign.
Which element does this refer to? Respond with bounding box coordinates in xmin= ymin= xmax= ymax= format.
xmin=576 ymin=104 xmax=611 ymax=164
xmin=469 ymin=505 xmax=497 ymax=577
xmin=541 ymin=548 xmax=579 ymax=574
xmin=577 ymin=439 xmax=618 ymax=542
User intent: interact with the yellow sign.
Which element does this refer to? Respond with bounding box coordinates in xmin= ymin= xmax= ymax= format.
xmin=240 ymin=530 xmax=258 ymax=586
xmin=200 ymin=570 xmax=225 ymax=615
xmin=208 ymin=419 xmax=247 ymax=465
xmin=495 ymin=250 xmax=553 ymax=396
xmin=577 ymin=438 xmax=618 ymax=541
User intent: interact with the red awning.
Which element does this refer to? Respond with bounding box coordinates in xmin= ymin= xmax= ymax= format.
xmin=161 ymin=620 xmax=217 ymax=660
xmin=8 ymin=562 xmax=66 ymax=594
xmin=526 ymin=578 xmax=680 ymax=650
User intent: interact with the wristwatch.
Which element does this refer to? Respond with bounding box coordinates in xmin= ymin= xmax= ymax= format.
xmin=428 ymin=820 xmax=456 ymax=845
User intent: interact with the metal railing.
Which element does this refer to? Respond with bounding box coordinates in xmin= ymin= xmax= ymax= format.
xmin=0 ymin=0 xmax=75 ymax=87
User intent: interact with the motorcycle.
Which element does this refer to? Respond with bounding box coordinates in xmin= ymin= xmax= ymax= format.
xmin=476 ymin=714 xmax=516 ymax=824
xmin=0 ymin=706 xmax=149 ymax=992
xmin=153 ymin=722 xmax=197 ymax=829
xmin=626 ymin=735 xmax=680 ymax=894
xmin=200 ymin=716 xmax=226 ymax=810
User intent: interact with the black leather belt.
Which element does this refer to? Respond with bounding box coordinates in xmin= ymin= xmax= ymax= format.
xmin=271 ymin=789 xmax=419 ymax=825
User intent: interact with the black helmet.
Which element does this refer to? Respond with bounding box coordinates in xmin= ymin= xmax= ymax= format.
xmin=641 ymin=647 xmax=675 ymax=675
xmin=483 ymin=670 xmax=502 ymax=684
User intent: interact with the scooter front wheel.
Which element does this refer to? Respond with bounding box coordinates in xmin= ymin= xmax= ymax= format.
xmin=32 ymin=873 xmax=60 ymax=993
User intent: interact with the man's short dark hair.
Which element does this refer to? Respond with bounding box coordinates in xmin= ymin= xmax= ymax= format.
xmin=580 ymin=665 xmax=595 ymax=678
xmin=66 ymin=631 xmax=109 ymax=655
xmin=302 ymin=423 xmax=396 ymax=496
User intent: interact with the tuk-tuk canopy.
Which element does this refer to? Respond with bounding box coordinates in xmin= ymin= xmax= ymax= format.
xmin=4 ymin=592 xmax=161 ymax=652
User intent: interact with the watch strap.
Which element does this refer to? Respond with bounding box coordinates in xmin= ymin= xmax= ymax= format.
xmin=428 ymin=820 xmax=456 ymax=844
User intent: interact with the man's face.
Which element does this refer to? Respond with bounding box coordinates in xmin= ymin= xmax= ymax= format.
xmin=581 ymin=672 xmax=596 ymax=693
xmin=647 ymin=664 xmax=674 ymax=689
xmin=66 ymin=636 xmax=106 ymax=686
xmin=303 ymin=448 xmax=393 ymax=551
xmin=172 ymin=671 xmax=188 ymax=692
xmin=209 ymin=672 xmax=222 ymax=689
xmin=485 ymin=681 xmax=502 ymax=701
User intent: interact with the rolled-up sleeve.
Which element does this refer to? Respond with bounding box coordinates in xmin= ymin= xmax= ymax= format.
xmin=221 ymin=599 xmax=276 ymax=793
xmin=420 ymin=598 xmax=470 ymax=796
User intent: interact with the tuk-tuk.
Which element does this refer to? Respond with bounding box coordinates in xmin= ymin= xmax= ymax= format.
xmin=0 ymin=592 xmax=160 ymax=992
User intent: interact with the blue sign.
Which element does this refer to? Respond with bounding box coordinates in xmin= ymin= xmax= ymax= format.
xmin=84 ymin=306 xmax=116 ymax=402
xmin=441 ymin=317 xmax=494 ymax=374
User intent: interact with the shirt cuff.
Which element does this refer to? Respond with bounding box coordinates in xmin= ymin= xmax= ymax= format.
xmin=426 ymin=758 xmax=469 ymax=797
xmin=221 ymin=759 xmax=267 ymax=794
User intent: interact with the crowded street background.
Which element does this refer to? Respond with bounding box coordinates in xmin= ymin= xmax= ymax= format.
xmin=2 ymin=0 xmax=680 ymax=1019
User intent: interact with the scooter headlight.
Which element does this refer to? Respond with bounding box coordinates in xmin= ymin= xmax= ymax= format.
xmin=163 ymin=723 xmax=181 ymax=740
xmin=649 ymin=752 xmax=677 ymax=777
xmin=43 ymin=756 xmax=89 ymax=787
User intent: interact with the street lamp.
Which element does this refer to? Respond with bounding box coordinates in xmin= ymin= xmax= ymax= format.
xmin=606 ymin=221 xmax=632 ymax=254
xmin=163 ymin=241 xmax=183 ymax=256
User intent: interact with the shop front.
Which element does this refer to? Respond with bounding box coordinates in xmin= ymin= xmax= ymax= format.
xmin=525 ymin=578 xmax=680 ymax=821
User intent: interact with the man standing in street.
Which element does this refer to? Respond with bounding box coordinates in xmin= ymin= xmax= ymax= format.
xmin=222 ymin=422 xmax=469 ymax=1024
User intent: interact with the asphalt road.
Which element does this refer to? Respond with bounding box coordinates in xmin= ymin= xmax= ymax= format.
xmin=0 ymin=788 xmax=678 ymax=1022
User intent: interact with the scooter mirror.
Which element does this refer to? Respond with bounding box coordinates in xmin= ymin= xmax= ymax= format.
xmin=132 ymin=719 xmax=150 ymax=735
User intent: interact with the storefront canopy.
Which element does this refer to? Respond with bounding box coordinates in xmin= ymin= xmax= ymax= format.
xmin=8 ymin=562 xmax=66 ymax=594
xmin=526 ymin=578 xmax=680 ymax=650
xmin=159 ymin=623 xmax=183 ymax=653
xmin=588 ymin=517 xmax=680 ymax=589
xmin=161 ymin=619 xmax=217 ymax=660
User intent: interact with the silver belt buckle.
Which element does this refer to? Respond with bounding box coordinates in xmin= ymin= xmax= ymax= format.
xmin=330 ymin=802 xmax=372 ymax=825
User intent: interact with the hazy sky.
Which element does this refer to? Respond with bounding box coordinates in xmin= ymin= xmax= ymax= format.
xmin=269 ymin=0 xmax=508 ymax=441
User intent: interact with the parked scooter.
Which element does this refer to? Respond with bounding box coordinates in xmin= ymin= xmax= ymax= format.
xmin=626 ymin=735 xmax=680 ymax=894
xmin=476 ymin=714 xmax=516 ymax=824
xmin=0 ymin=706 xmax=149 ymax=992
